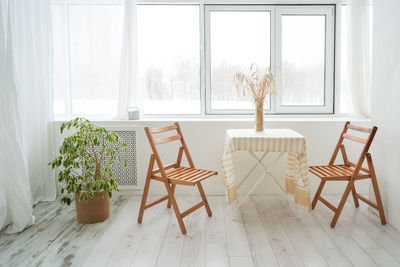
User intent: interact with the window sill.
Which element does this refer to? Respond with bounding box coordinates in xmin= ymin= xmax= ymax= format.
xmin=54 ymin=114 xmax=370 ymax=123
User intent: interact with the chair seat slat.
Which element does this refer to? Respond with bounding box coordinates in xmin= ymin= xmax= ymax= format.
xmin=315 ymin=166 xmax=333 ymax=176
xmin=168 ymin=167 xmax=194 ymax=178
xmin=335 ymin=165 xmax=354 ymax=175
xmin=310 ymin=165 xmax=370 ymax=180
xmin=191 ymin=173 xmax=216 ymax=183
xmin=310 ymin=167 xmax=349 ymax=179
xmin=319 ymin=166 xmax=337 ymax=177
xmin=175 ymin=169 xmax=199 ymax=179
xmin=179 ymin=169 xmax=206 ymax=180
xmin=326 ymin=166 xmax=346 ymax=176
xmin=185 ymin=170 xmax=211 ymax=181
xmin=166 ymin=167 xmax=216 ymax=181
xmin=309 ymin=166 xmax=328 ymax=178
xmin=166 ymin=166 xmax=185 ymax=175
xmin=327 ymin=166 xmax=348 ymax=176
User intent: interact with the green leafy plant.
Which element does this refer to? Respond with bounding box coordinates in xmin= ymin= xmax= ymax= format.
xmin=50 ymin=118 xmax=126 ymax=205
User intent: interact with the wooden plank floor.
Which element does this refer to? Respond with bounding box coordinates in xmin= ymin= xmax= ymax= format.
xmin=1 ymin=194 xmax=400 ymax=267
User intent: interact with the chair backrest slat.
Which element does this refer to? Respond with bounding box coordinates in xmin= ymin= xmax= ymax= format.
xmin=153 ymin=134 xmax=181 ymax=145
xmin=346 ymin=124 xmax=373 ymax=133
xmin=342 ymin=133 xmax=368 ymax=144
xmin=149 ymin=125 xmax=178 ymax=134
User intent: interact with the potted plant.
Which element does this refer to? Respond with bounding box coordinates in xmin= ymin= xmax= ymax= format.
xmin=50 ymin=118 xmax=126 ymax=223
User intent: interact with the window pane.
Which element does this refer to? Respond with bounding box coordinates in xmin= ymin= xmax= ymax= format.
xmin=210 ymin=11 xmax=270 ymax=111
xmin=281 ymin=15 xmax=325 ymax=106
xmin=137 ymin=5 xmax=200 ymax=115
xmin=69 ymin=5 xmax=123 ymax=115
xmin=52 ymin=5 xmax=68 ymax=115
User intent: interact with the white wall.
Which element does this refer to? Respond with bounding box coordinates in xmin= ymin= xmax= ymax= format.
xmin=54 ymin=119 xmax=372 ymax=198
xmin=370 ymin=0 xmax=400 ymax=231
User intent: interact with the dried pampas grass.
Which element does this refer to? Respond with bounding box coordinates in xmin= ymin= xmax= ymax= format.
xmin=234 ymin=63 xmax=276 ymax=105
xmin=234 ymin=64 xmax=276 ymax=131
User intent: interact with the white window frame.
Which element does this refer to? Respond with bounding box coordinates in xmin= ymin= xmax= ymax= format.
xmin=52 ymin=1 xmax=336 ymax=117
xmin=275 ymin=6 xmax=335 ymax=114
xmin=204 ymin=5 xmax=275 ymax=115
xmin=204 ymin=4 xmax=335 ymax=115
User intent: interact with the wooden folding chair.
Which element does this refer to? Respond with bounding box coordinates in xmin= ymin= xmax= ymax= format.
xmin=137 ymin=122 xmax=217 ymax=234
xmin=310 ymin=122 xmax=386 ymax=228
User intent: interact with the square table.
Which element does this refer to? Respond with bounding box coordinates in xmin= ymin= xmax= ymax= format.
xmin=221 ymin=129 xmax=312 ymax=212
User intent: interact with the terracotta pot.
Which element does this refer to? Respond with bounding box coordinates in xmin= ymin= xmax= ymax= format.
xmin=75 ymin=191 xmax=110 ymax=224
xmin=255 ymin=101 xmax=264 ymax=132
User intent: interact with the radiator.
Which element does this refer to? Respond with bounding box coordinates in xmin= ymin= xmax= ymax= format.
xmin=111 ymin=130 xmax=138 ymax=187
xmin=82 ymin=129 xmax=138 ymax=189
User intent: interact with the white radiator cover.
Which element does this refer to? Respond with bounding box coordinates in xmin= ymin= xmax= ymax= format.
xmin=80 ymin=128 xmax=141 ymax=190
xmin=111 ymin=130 xmax=137 ymax=188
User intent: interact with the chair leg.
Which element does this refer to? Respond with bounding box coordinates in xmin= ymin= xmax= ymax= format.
xmin=197 ymin=182 xmax=212 ymax=217
xmin=312 ymin=180 xmax=326 ymax=209
xmin=167 ymin=184 xmax=176 ymax=208
xmin=138 ymin=155 xmax=155 ymax=223
xmin=350 ymin=183 xmax=360 ymax=208
xmin=367 ymin=154 xmax=386 ymax=225
xmin=330 ymin=181 xmax=354 ymax=227
xmin=164 ymin=181 xmax=187 ymax=235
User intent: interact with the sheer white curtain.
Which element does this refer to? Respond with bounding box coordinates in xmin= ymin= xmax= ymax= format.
xmin=0 ymin=0 xmax=55 ymax=234
xmin=115 ymin=0 xmax=138 ymax=119
xmin=347 ymin=0 xmax=372 ymax=117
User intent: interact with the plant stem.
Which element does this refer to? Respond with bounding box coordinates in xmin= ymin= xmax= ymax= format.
xmin=91 ymin=140 xmax=99 ymax=180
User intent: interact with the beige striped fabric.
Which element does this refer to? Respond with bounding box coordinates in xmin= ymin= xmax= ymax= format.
xmin=222 ymin=129 xmax=311 ymax=209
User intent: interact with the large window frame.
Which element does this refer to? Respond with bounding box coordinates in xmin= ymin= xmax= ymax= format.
xmin=204 ymin=4 xmax=335 ymax=115
xmin=204 ymin=5 xmax=275 ymax=115
xmin=52 ymin=1 xmax=336 ymax=117
xmin=275 ymin=6 xmax=335 ymax=114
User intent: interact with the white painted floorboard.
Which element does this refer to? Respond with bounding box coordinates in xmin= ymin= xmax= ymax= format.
xmin=1 ymin=194 xmax=400 ymax=267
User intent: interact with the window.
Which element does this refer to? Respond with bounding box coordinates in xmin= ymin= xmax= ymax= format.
xmin=206 ymin=5 xmax=334 ymax=114
xmin=52 ymin=3 xmax=335 ymax=116
xmin=137 ymin=5 xmax=200 ymax=115
xmin=52 ymin=1 xmax=124 ymax=116
xmin=275 ymin=7 xmax=334 ymax=113
xmin=281 ymin=15 xmax=326 ymax=106
xmin=207 ymin=7 xmax=271 ymax=113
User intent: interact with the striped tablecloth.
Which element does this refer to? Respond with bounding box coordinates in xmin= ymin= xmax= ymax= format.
xmin=222 ymin=129 xmax=311 ymax=209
